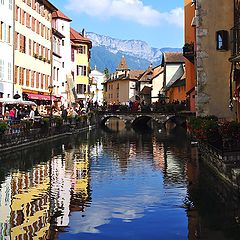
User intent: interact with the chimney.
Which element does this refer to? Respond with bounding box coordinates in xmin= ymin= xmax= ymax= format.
xmin=82 ymin=28 xmax=85 ymax=37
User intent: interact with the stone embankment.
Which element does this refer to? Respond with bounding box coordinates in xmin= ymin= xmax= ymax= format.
xmin=199 ymin=143 xmax=240 ymax=191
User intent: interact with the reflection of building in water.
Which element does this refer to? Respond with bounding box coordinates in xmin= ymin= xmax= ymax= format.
xmin=10 ymin=164 xmax=50 ymax=239
xmin=51 ymin=152 xmax=72 ymax=228
xmin=152 ymin=140 xmax=166 ymax=171
xmin=105 ymin=118 xmax=126 ymax=132
xmin=70 ymin=144 xmax=91 ymax=213
xmin=0 ymin=176 xmax=12 ymax=238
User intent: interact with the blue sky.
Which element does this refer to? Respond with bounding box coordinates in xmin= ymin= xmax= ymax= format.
xmin=50 ymin=0 xmax=184 ymax=49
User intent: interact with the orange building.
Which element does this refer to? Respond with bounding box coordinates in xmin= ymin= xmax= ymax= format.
xmin=165 ymin=67 xmax=186 ymax=103
xmin=184 ymin=0 xmax=196 ymax=112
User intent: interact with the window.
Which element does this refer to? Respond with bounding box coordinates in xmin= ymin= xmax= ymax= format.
xmin=57 ymin=68 xmax=59 ymax=82
xmin=2 ymin=23 xmax=6 ymax=41
xmin=76 ymin=65 xmax=87 ymax=76
xmin=31 ymin=71 xmax=35 ymax=88
xmin=14 ymin=66 xmax=18 ymax=84
xmin=15 ymin=7 xmax=19 ymax=21
xmin=31 ymin=17 xmax=35 ymax=31
xmin=28 ymin=39 xmax=32 ymax=55
xmin=8 ymin=62 xmax=11 ymax=81
xmin=26 ymin=14 xmax=31 ymax=28
xmin=9 ymin=0 xmax=12 ymax=9
xmin=216 ymin=30 xmax=228 ymax=51
xmin=78 ymin=45 xmax=86 ymax=54
xmin=36 ymin=72 xmax=39 ymax=88
xmin=7 ymin=26 xmax=11 ymax=43
xmin=26 ymin=69 xmax=30 ymax=86
xmin=19 ymin=34 xmax=26 ymax=53
xmin=76 ymin=84 xmax=86 ymax=94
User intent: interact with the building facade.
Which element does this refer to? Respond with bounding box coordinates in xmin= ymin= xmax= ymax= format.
xmin=52 ymin=10 xmax=72 ymax=107
xmin=0 ymin=0 xmax=14 ymax=99
xmin=70 ymin=28 xmax=92 ymax=104
xmin=14 ymin=0 xmax=57 ymax=101
xmin=195 ymin=0 xmax=234 ymax=119
xmin=104 ymin=56 xmax=144 ymax=105
xmin=89 ymin=66 xmax=106 ymax=105
xmin=184 ymin=0 xmax=196 ymax=112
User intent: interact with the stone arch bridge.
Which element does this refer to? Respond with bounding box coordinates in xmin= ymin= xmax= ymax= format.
xmin=98 ymin=112 xmax=189 ymax=128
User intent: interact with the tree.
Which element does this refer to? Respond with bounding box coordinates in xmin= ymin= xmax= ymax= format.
xmin=104 ymin=68 xmax=110 ymax=78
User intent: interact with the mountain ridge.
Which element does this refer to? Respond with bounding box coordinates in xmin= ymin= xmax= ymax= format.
xmin=87 ymin=32 xmax=182 ymax=73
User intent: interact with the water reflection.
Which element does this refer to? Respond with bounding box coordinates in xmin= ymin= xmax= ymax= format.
xmin=0 ymin=119 xmax=239 ymax=239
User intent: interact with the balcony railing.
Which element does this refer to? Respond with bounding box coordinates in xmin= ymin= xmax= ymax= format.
xmin=230 ymin=27 xmax=240 ymax=61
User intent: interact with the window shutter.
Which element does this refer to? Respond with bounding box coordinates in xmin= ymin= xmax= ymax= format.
xmin=14 ymin=66 xmax=18 ymax=84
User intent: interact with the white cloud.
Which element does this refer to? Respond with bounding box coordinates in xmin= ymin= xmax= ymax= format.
xmin=65 ymin=0 xmax=183 ymax=27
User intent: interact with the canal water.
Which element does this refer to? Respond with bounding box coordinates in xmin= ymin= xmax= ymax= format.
xmin=0 ymin=120 xmax=240 ymax=240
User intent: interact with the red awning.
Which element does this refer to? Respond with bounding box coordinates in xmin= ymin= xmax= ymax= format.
xmin=27 ymin=93 xmax=56 ymax=101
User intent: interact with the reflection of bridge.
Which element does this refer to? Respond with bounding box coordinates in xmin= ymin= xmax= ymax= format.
xmin=98 ymin=112 xmax=189 ymax=127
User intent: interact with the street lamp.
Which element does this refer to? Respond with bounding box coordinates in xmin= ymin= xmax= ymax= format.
xmin=48 ymin=84 xmax=54 ymax=129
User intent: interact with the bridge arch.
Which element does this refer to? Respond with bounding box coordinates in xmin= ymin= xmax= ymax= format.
xmin=100 ymin=115 xmax=127 ymax=126
xmin=131 ymin=115 xmax=153 ymax=127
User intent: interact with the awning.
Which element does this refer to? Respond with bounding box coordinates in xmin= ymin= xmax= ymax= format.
xmin=0 ymin=98 xmax=37 ymax=106
xmin=27 ymin=93 xmax=56 ymax=101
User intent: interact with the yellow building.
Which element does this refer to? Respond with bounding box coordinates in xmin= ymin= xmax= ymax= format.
xmin=10 ymin=164 xmax=51 ymax=239
xmin=70 ymin=28 xmax=92 ymax=102
xmin=195 ymin=0 xmax=234 ymax=119
xmin=14 ymin=0 xmax=57 ymax=101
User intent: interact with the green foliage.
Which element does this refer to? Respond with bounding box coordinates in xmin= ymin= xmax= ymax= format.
xmin=42 ymin=118 xmax=50 ymax=128
xmin=21 ymin=120 xmax=32 ymax=131
xmin=54 ymin=117 xmax=63 ymax=128
xmin=0 ymin=122 xmax=8 ymax=135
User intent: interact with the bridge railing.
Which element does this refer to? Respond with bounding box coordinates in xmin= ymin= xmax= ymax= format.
xmin=97 ymin=103 xmax=187 ymax=114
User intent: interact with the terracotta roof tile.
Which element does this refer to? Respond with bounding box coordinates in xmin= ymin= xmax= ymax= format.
xmin=163 ymin=52 xmax=184 ymax=63
xmin=70 ymin=28 xmax=92 ymax=47
xmin=52 ymin=10 xmax=72 ymax=22
xmin=129 ymin=70 xmax=145 ymax=79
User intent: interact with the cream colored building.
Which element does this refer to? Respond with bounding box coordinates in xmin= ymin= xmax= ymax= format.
xmin=195 ymin=0 xmax=234 ymax=119
xmin=0 ymin=0 xmax=14 ymax=99
xmin=14 ymin=0 xmax=57 ymax=101
xmin=89 ymin=66 xmax=106 ymax=105
xmin=105 ymin=56 xmax=144 ymax=104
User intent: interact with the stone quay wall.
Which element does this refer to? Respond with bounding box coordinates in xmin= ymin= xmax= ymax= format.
xmin=199 ymin=143 xmax=240 ymax=191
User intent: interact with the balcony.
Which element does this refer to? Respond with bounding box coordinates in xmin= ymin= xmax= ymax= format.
xmin=230 ymin=27 xmax=240 ymax=62
xmin=183 ymin=42 xmax=194 ymax=63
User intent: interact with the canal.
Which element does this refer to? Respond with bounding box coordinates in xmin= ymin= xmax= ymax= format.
xmin=0 ymin=120 xmax=240 ymax=240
